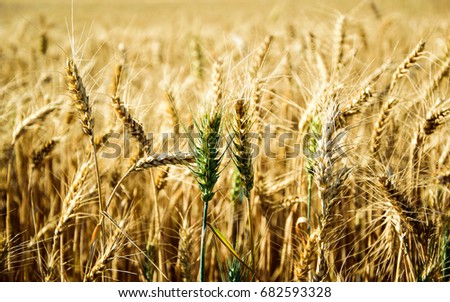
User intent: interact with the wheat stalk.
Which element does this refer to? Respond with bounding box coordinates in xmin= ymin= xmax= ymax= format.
xmin=192 ymin=60 xmax=224 ymax=281
xmin=46 ymin=159 xmax=92 ymax=281
xmin=85 ymin=220 xmax=125 ymax=282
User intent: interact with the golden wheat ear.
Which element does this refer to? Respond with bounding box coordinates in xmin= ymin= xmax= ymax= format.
xmin=66 ymin=58 xmax=95 ymax=137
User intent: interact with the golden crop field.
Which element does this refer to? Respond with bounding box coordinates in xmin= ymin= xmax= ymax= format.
xmin=1 ymin=0 xmax=450 ymax=282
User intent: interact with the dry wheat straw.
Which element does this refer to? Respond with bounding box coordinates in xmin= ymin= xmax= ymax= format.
xmin=46 ymin=159 xmax=92 ymax=280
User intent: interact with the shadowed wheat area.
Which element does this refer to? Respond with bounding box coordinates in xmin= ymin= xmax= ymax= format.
xmin=1 ymin=0 xmax=450 ymax=281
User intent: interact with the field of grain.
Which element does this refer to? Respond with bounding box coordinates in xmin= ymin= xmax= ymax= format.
xmin=1 ymin=0 xmax=450 ymax=282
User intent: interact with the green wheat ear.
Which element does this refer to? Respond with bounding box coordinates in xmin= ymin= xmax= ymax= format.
xmin=304 ymin=116 xmax=321 ymax=233
xmin=192 ymin=110 xmax=223 ymax=203
xmin=304 ymin=116 xmax=322 ymax=176
xmin=231 ymin=167 xmax=245 ymax=204
xmin=188 ymin=60 xmax=225 ymax=281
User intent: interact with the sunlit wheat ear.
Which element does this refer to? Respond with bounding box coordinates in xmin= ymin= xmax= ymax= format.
xmin=250 ymin=35 xmax=273 ymax=79
xmin=133 ymin=152 xmax=195 ymax=171
xmin=377 ymin=175 xmax=418 ymax=234
xmin=111 ymin=43 xmax=126 ymax=98
xmin=383 ymin=40 xmax=426 ymax=96
xmin=94 ymin=128 xmax=116 ymax=150
xmin=163 ymin=85 xmax=180 ymax=132
xmin=190 ymin=36 xmax=204 ymax=80
xmin=342 ymin=86 xmax=372 ymax=117
xmin=332 ymin=15 xmax=346 ymax=75
xmin=314 ymin=102 xmax=350 ymax=211
xmin=155 ymin=85 xmax=181 ymax=191
xmin=11 ymin=100 xmax=62 ymax=147
xmin=370 ymin=98 xmax=398 ymax=156
xmin=231 ymin=167 xmax=245 ymax=204
xmin=342 ymin=60 xmax=391 ymax=118
xmin=411 ymin=98 xmax=450 ymax=203
xmin=110 ymin=63 xmax=150 ymax=155
xmin=298 ymin=85 xmax=338 ymax=135
xmin=309 ymin=102 xmax=350 ymax=281
xmin=295 ymin=229 xmax=319 ymax=281
xmin=111 ymin=62 xmax=123 ymax=99
xmin=66 ymin=58 xmax=94 ymax=137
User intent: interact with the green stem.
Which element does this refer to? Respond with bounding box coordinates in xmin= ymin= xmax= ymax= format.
xmin=307 ymin=173 xmax=313 ymax=234
xmin=199 ymin=200 xmax=209 ymax=282
xmin=246 ymin=196 xmax=256 ymax=280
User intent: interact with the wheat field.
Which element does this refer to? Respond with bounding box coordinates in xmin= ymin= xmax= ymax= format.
xmin=1 ymin=0 xmax=450 ymax=282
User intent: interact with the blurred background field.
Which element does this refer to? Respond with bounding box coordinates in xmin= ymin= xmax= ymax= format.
xmin=1 ymin=0 xmax=450 ymax=282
